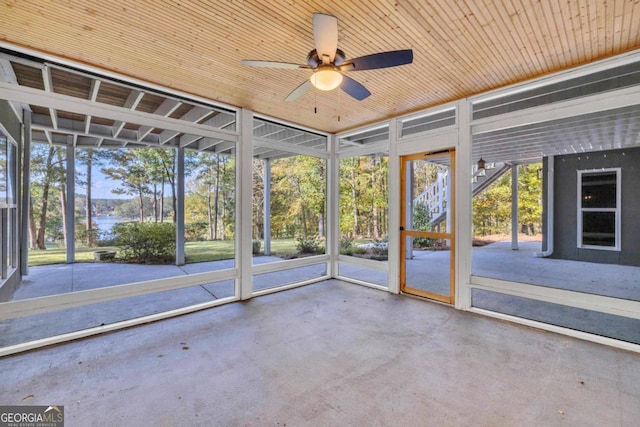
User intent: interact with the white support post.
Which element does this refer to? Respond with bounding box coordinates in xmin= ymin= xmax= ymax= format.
xmin=20 ymin=110 xmax=32 ymax=275
xmin=455 ymin=99 xmax=473 ymax=310
xmin=176 ymin=145 xmax=185 ymax=265
xmin=405 ymin=160 xmax=414 ymax=260
xmin=263 ymin=158 xmax=271 ymax=256
xmin=511 ymin=164 xmax=519 ymax=250
xmin=387 ymin=119 xmax=400 ymax=294
xmin=238 ymin=108 xmax=254 ymax=300
xmin=326 ymin=134 xmax=339 ymax=278
xmin=1 ymin=208 xmax=7 ymax=279
xmin=445 ymin=169 xmax=452 ymax=233
xmin=65 ymin=139 xmax=75 ymax=264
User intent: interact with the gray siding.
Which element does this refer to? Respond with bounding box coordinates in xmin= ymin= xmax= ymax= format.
xmin=0 ymin=100 xmax=22 ymax=302
xmin=550 ymin=147 xmax=640 ymax=266
xmin=0 ymin=100 xmax=21 ymax=142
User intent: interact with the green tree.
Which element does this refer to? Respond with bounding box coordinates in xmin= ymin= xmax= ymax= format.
xmin=29 ymin=144 xmax=66 ymax=249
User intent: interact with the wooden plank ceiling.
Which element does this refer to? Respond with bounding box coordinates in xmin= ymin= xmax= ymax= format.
xmin=0 ymin=0 xmax=639 ymax=133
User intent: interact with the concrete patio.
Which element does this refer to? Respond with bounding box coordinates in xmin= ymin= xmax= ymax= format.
xmin=1 ymin=280 xmax=638 ymax=426
xmin=2 ymin=240 xmax=640 ymax=348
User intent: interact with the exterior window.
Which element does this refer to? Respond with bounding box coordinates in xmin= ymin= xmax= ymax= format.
xmin=577 ymin=168 xmax=621 ymax=250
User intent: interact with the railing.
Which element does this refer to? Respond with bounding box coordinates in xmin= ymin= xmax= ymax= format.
xmin=412 ymin=162 xmax=512 ymax=227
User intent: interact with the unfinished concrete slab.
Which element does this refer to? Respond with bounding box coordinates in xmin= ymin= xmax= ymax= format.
xmin=1 ymin=280 xmax=638 ymax=426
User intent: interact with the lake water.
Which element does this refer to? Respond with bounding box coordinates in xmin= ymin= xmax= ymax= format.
xmin=93 ymin=216 xmax=126 ymax=236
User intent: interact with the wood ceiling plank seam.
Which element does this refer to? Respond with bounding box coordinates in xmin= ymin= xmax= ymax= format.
xmin=625 ymin=0 xmax=640 ymax=49
xmin=457 ymin=0 xmax=522 ymax=82
xmin=348 ymin=0 xmax=471 ymax=93
xmin=388 ymin=2 xmax=487 ymax=95
xmin=494 ymin=0 xmax=540 ymax=78
xmin=537 ymin=0 xmax=564 ymax=70
xmin=589 ymin=0 xmax=604 ymax=56
xmin=618 ymin=1 xmax=632 ymax=49
xmin=548 ymin=0 xmax=575 ymax=66
xmin=182 ymin=1 xmax=313 ymax=58
xmin=522 ymin=0 xmax=558 ymax=71
xmin=576 ymin=1 xmax=594 ymax=61
xmin=566 ymin=0 xmax=587 ymax=63
xmin=611 ymin=0 xmax=623 ymax=54
xmin=456 ymin=0 xmax=518 ymax=86
xmin=477 ymin=0 xmax=531 ymax=79
xmin=405 ymin=0 xmax=497 ymax=85
xmin=513 ymin=0 xmax=551 ymax=73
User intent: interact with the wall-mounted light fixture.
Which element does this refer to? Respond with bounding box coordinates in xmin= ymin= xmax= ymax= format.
xmin=476 ymin=157 xmax=486 ymax=171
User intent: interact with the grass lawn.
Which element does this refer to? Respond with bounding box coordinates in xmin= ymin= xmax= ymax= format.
xmin=27 ymin=238 xmax=305 ymax=267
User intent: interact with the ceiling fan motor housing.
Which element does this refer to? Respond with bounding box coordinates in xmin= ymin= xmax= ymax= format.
xmin=307 ymin=48 xmax=346 ymax=67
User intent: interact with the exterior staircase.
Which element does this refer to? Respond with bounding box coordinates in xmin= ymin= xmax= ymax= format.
xmin=412 ymin=162 xmax=512 ymax=228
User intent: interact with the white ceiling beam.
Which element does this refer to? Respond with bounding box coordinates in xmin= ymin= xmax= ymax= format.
xmin=179 ymin=134 xmax=203 ymax=148
xmin=0 ymin=81 xmax=239 ymax=142
xmin=84 ymin=79 xmax=101 ymax=134
xmin=112 ymin=89 xmax=144 ymax=138
xmin=137 ymin=98 xmax=182 ymax=140
xmin=158 ymin=106 xmax=212 ymax=144
xmin=472 ymin=85 xmax=640 ymax=135
xmin=254 ymin=137 xmax=329 ymax=159
xmin=31 ymin=114 xmax=161 ymax=147
xmin=41 ymin=65 xmax=58 ymax=129
xmin=203 ymin=112 xmax=236 ymax=130
xmin=0 ymin=57 xmax=29 ymax=120
xmin=197 ymin=138 xmax=225 ymax=151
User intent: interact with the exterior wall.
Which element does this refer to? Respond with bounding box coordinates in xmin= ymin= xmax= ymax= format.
xmin=550 ymin=147 xmax=640 ymax=266
xmin=0 ymin=100 xmax=22 ymax=302
xmin=0 ymin=100 xmax=21 ymax=142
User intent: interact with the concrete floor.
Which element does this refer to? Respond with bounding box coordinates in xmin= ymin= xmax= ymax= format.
xmin=1 ymin=280 xmax=638 ymax=426
xmin=4 ymin=241 xmax=640 ymax=347
xmin=0 ymin=257 xmax=327 ymax=347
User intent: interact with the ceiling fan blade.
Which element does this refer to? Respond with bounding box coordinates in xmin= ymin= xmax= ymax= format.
xmin=313 ymin=13 xmax=338 ymax=63
xmin=341 ymin=49 xmax=413 ymax=71
xmin=340 ymin=75 xmax=371 ymax=101
xmin=285 ymin=80 xmax=312 ymax=102
xmin=241 ymin=60 xmax=308 ymax=69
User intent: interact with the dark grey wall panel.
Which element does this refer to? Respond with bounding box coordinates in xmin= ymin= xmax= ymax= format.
xmin=0 ymin=100 xmax=21 ymax=142
xmin=550 ymin=147 xmax=640 ymax=266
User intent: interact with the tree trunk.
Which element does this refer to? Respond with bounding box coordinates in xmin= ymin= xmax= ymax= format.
xmin=207 ymin=168 xmax=214 ymax=240
xmin=160 ymin=175 xmax=165 ymax=223
xmin=60 ymin=187 xmax=67 ymax=248
xmin=152 ymin=183 xmax=159 ymax=223
xmin=29 ymin=196 xmax=38 ymax=248
xmin=36 ymin=146 xmax=55 ymax=250
xmin=86 ymin=149 xmax=93 ymax=246
xmin=351 ymin=167 xmax=359 ymax=236
xmin=138 ymin=188 xmax=145 ymax=223
xmin=213 ymin=156 xmax=221 ymax=240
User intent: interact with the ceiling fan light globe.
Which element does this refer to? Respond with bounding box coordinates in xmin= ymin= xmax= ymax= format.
xmin=310 ymin=68 xmax=343 ymax=91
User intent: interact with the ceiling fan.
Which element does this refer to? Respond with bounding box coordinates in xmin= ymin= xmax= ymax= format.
xmin=241 ymin=13 xmax=413 ymax=102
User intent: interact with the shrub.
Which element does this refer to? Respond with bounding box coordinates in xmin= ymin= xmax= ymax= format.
xmin=76 ymin=227 xmax=100 ymax=247
xmin=185 ymin=222 xmax=208 ymax=242
xmin=339 ymin=236 xmax=354 ymax=255
xmin=295 ymin=235 xmax=323 ymax=254
xmin=112 ymin=222 xmax=176 ymax=264
xmin=252 ymin=240 xmax=261 ymax=255
xmin=352 ymin=247 xmax=368 ymax=255
xmin=370 ymin=237 xmax=388 ymax=256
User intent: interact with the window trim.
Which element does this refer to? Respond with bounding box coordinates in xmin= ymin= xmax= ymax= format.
xmin=577 ymin=167 xmax=621 ymax=251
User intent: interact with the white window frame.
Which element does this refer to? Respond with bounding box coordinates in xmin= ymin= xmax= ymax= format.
xmin=577 ymin=167 xmax=621 ymax=251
